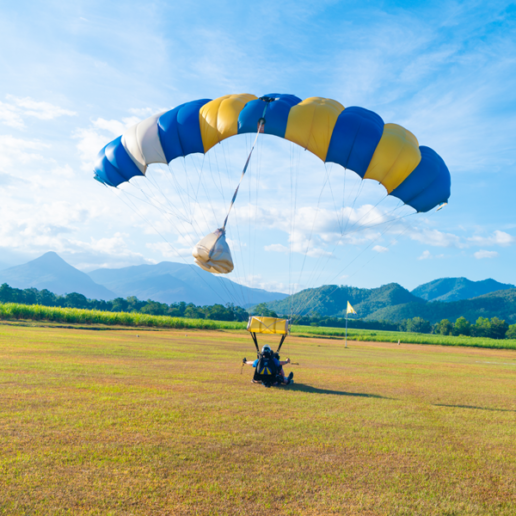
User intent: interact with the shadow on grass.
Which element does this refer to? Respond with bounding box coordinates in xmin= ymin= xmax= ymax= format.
xmin=435 ymin=403 xmax=514 ymax=412
xmin=286 ymin=383 xmax=392 ymax=399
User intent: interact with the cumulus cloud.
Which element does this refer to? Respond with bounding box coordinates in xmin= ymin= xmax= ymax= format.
xmin=474 ymin=250 xmax=498 ymax=259
xmin=418 ymin=250 xmax=432 ymax=260
xmin=408 ymin=228 xmax=463 ymax=248
xmin=73 ymin=116 xmax=142 ymax=171
xmin=0 ymin=134 xmax=50 ymax=169
xmin=468 ymin=230 xmax=515 ymax=247
xmin=373 ymin=245 xmax=388 ymax=253
xmin=0 ymin=95 xmax=75 ymax=129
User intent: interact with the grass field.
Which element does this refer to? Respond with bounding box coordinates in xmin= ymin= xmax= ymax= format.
xmin=1 ymin=322 xmax=515 ymax=515
xmin=2 ymin=302 xmax=516 ymax=350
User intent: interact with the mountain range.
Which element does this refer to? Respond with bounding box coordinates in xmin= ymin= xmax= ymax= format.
xmin=267 ymin=279 xmax=516 ymax=324
xmin=0 ymin=253 xmax=116 ymax=300
xmin=0 ymin=252 xmax=515 ymax=323
xmin=0 ymin=252 xmax=286 ymax=306
xmin=411 ymin=277 xmax=515 ymax=302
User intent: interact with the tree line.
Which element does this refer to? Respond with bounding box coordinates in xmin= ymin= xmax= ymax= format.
xmin=1 ymin=284 xmax=515 ymax=339
xmin=253 ymin=303 xmax=516 ymax=339
xmin=0 ymin=284 xmax=248 ymax=322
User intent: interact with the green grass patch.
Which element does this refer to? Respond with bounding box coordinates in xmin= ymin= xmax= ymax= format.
xmin=292 ymin=325 xmax=516 ymax=350
xmin=2 ymin=302 xmax=516 ymax=350
xmin=1 ymin=324 xmax=515 ymax=514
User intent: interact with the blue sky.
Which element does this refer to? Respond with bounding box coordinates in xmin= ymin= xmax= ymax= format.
xmin=0 ymin=0 xmax=515 ymax=296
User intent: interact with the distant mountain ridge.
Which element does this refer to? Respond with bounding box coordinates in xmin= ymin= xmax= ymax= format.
xmin=267 ymin=283 xmax=425 ymax=318
xmin=411 ymin=277 xmax=515 ymax=302
xmin=266 ymin=281 xmax=516 ymax=325
xmin=0 ymin=252 xmax=287 ymax=306
xmin=88 ymin=261 xmax=287 ymax=306
xmin=368 ymin=289 xmax=516 ymax=324
xmin=0 ymin=252 xmax=116 ymax=300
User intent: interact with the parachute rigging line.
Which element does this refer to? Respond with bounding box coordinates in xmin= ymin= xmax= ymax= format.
xmin=221 ymin=99 xmax=272 ymax=231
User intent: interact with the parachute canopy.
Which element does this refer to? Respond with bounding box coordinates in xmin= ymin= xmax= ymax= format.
xmin=192 ymin=228 xmax=234 ymax=274
xmin=247 ymin=316 xmax=290 ymax=335
xmin=94 ymin=93 xmax=450 ymax=213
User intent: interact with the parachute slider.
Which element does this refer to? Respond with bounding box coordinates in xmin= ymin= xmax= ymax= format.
xmin=247 ymin=316 xmax=290 ymax=356
xmin=192 ymin=228 xmax=234 ymax=274
xmin=247 ymin=316 xmax=290 ymax=335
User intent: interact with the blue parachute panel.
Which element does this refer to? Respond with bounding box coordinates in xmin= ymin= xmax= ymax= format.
xmin=158 ymin=99 xmax=210 ymax=162
xmin=104 ymin=136 xmax=143 ymax=181
xmin=238 ymin=94 xmax=302 ymax=138
xmin=94 ymin=146 xmax=128 ymax=187
xmin=326 ymin=107 xmax=384 ymax=177
xmin=391 ymin=146 xmax=451 ymax=212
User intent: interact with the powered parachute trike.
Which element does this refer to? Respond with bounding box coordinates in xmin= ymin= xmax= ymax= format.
xmin=93 ymin=93 xmax=451 ymax=383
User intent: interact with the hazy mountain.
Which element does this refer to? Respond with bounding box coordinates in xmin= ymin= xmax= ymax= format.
xmin=368 ymin=288 xmax=516 ymax=324
xmin=0 ymin=252 xmax=116 ymax=300
xmin=267 ymin=283 xmax=424 ymax=318
xmin=88 ymin=261 xmax=287 ymax=306
xmin=411 ymin=277 xmax=515 ymax=302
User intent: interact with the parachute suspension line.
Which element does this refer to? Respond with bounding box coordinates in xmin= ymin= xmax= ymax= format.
xmin=293 ymin=211 xmax=417 ymax=316
xmin=157 ymin=159 xmax=247 ymax=308
xmin=288 ymin=143 xmax=303 ymax=320
xmin=110 ymin=187 xmax=230 ymax=306
xmin=288 ymin=143 xmax=295 ymax=319
xmin=341 ymin=176 xmax=366 ymax=239
xmin=291 ymin=160 xmax=333 ymax=315
xmin=221 ymin=141 xmax=251 ymax=309
xmin=294 ymin=164 xmax=344 ymax=296
xmin=292 ymin=200 xmax=408 ymax=316
xmin=221 ymin=101 xmax=270 ymax=232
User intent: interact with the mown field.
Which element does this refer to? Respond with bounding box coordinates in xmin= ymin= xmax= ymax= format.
xmin=1 ymin=302 xmax=515 ymax=350
xmin=1 ymin=321 xmax=515 ymax=515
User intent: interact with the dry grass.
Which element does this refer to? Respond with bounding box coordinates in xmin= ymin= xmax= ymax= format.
xmin=1 ymin=321 xmax=515 ymax=515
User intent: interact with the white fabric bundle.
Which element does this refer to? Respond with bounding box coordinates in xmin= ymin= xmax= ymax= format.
xmin=192 ymin=228 xmax=234 ymax=274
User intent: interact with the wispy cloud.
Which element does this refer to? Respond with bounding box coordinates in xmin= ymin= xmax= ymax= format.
xmin=0 ymin=95 xmax=75 ymax=129
xmin=474 ymin=250 xmax=499 ymax=259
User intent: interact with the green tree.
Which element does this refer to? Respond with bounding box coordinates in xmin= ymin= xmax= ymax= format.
xmin=64 ymin=292 xmax=88 ymax=308
xmin=140 ymin=301 xmax=167 ymax=316
xmin=252 ymin=303 xmax=278 ymax=318
xmin=406 ymin=317 xmax=431 ymax=334
xmin=472 ymin=317 xmax=491 ymax=338
xmin=111 ymin=298 xmax=129 ymax=312
xmin=453 ymin=316 xmax=471 ymax=336
xmin=489 ymin=317 xmax=508 ymax=339
xmin=506 ymin=325 xmax=516 ymax=340
xmin=436 ymin=319 xmax=453 ymax=335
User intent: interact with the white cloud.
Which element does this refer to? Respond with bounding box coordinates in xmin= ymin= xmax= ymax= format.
xmin=73 ymin=116 xmax=143 ymax=171
xmin=418 ymin=250 xmax=432 ymax=260
xmin=372 ymin=245 xmax=388 ymax=253
xmin=6 ymin=95 xmax=76 ymax=120
xmin=408 ymin=228 xmax=463 ymax=248
xmin=0 ymin=95 xmax=76 ymax=129
xmin=468 ymin=230 xmax=515 ymax=247
xmin=51 ymin=164 xmax=75 ymax=178
xmin=0 ymin=101 xmax=25 ymax=129
xmin=0 ymin=135 xmax=50 ymax=169
xmin=474 ymin=250 xmax=498 ymax=259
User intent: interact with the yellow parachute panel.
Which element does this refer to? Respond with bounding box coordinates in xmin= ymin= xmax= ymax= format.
xmin=199 ymin=93 xmax=258 ymax=153
xmin=284 ymin=97 xmax=344 ymax=161
xmin=364 ymin=123 xmax=421 ymax=193
xmin=247 ymin=316 xmax=289 ymax=335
